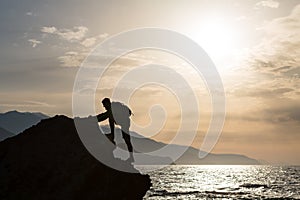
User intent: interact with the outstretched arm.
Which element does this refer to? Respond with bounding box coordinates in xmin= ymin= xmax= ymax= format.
xmin=97 ymin=111 xmax=109 ymax=122
xmin=97 ymin=111 xmax=115 ymax=143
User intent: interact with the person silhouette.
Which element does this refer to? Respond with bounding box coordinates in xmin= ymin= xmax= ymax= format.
xmin=97 ymin=98 xmax=134 ymax=162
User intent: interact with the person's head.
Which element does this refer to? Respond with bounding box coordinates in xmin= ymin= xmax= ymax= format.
xmin=102 ymin=97 xmax=111 ymax=110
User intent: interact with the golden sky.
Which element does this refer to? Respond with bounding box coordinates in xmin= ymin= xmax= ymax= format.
xmin=0 ymin=0 xmax=299 ymax=164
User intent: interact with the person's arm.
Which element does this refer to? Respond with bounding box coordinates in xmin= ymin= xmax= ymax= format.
xmin=96 ymin=111 xmax=109 ymax=122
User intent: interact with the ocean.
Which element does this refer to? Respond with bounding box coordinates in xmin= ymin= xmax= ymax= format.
xmin=137 ymin=165 xmax=300 ymax=199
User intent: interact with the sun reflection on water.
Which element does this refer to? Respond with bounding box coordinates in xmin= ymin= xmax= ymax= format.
xmin=138 ymin=165 xmax=300 ymax=199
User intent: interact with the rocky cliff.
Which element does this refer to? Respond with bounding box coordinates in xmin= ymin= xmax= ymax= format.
xmin=0 ymin=115 xmax=151 ymax=200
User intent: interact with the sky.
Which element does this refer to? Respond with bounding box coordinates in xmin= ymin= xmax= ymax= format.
xmin=0 ymin=0 xmax=299 ymax=164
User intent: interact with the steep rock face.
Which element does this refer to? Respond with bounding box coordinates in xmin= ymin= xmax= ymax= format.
xmin=0 ymin=115 xmax=151 ymax=200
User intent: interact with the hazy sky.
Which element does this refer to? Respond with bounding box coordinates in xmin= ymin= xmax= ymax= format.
xmin=0 ymin=0 xmax=299 ymax=164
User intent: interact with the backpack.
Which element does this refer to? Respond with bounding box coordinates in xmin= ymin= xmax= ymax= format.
xmin=111 ymin=102 xmax=132 ymax=125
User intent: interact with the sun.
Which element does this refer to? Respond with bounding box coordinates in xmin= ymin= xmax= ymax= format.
xmin=186 ymin=18 xmax=239 ymax=66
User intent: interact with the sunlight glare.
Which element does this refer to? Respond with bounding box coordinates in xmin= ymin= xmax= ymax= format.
xmin=188 ymin=19 xmax=239 ymax=64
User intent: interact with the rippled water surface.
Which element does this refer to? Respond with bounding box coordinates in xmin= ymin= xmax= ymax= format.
xmin=137 ymin=165 xmax=300 ymax=199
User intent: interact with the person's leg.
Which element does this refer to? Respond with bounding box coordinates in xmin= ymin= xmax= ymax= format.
xmin=109 ymin=117 xmax=115 ymax=142
xmin=121 ymin=123 xmax=134 ymax=162
xmin=121 ymin=127 xmax=133 ymax=153
xmin=120 ymin=117 xmax=134 ymax=162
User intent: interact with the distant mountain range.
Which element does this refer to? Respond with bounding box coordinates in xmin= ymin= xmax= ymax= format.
xmin=0 ymin=110 xmax=49 ymax=134
xmin=101 ymin=126 xmax=260 ymax=165
xmin=0 ymin=112 xmax=260 ymax=165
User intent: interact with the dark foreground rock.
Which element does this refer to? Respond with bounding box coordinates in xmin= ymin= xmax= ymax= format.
xmin=0 ymin=127 xmax=14 ymax=141
xmin=0 ymin=115 xmax=151 ymax=200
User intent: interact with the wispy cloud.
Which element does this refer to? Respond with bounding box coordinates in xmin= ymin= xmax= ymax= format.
xmin=1 ymin=100 xmax=54 ymax=108
xmin=255 ymin=0 xmax=280 ymax=8
xmin=80 ymin=37 xmax=97 ymax=47
xmin=98 ymin=33 xmax=109 ymax=38
xmin=58 ymin=51 xmax=85 ymax=67
xmin=234 ymin=87 xmax=294 ymax=99
xmin=28 ymin=39 xmax=41 ymax=47
xmin=80 ymin=33 xmax=108 ymax=47
xmin=41 ymin=26 xmax=57 ymax=34
xmin=41 ymin=26 xmax=88 ymax=41
xmin=248 ymin=4 xmax=300 ymax=76
xmin=228 ymin=96 xmax=300 ymax=126
xmin=40 ymin=25 xmax=109 ymax=67
xmin=263 ymin=100 xmax=300 ymax=123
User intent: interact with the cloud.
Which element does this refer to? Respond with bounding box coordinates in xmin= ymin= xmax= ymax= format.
xmin=41 ymin=26 xmax=88 ymax=41
xmin=41 ymin=26 xmax=57 ymax=34
xmin=57 ymin=47 xmax=137 ymax=68
xmin=57 ymin=26 xmax=88 ymax=41
xmin=98 ymin=33 xmax=109 ymax=39
xmin=28 ymin=39 xmax=41 ymax=48
xmin=39 ymin=23 xmax=112 ymax=69
xmin=81 ymin=37 xmax=97 ymax=47
xmin=80 ymin=33 xmax=109 ymax=47
xmin=1 ymin=100 xmax=54 ymax=108
xmin=229 ymin=97 xmax=300 ymax=125
xmin=234 ymin=87 xmax=294 ymax=99
xmin=262 ymin=99 xmax=300 ymax=123
xmin=255 ymin=0 xmax=280 ymax=8
xmin=247 ymin=5 xmax=300 ymax=76
xmin=58 ymin=51 xmax=85 ymax=67
xmin=271 ymin=66 xmax=293 ymax=73
xmin=40 ymin=26 xmax=110 ymax=67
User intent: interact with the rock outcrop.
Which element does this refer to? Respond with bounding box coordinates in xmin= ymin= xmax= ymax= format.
xmin=0 ymin=115 xmax=151 ymax=200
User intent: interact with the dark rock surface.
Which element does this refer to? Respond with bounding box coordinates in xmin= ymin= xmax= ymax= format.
xmin=0 ymin=126 xmax=14 ymax=141
xmin=0 ymin=115 xmax=151 ymax=200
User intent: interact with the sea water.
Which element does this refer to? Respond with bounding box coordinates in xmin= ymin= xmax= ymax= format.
xmin=137 ymin=165 xmax=300 ymax=199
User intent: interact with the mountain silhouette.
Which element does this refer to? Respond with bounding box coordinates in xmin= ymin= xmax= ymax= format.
xmin=131 ymin=137 xmax=259 ymax=165
xmin=105 ymin=128 xmax=260 ymax=165
xmin=0 ymin=110 xmax=49 ymax=134
xmin=0 ymin=115 xmax=151 ymax=200
xmin=0 ymin=126 xmax=14 ymax=141
xmin=79 ymin=125 xmax=260 ymax=165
